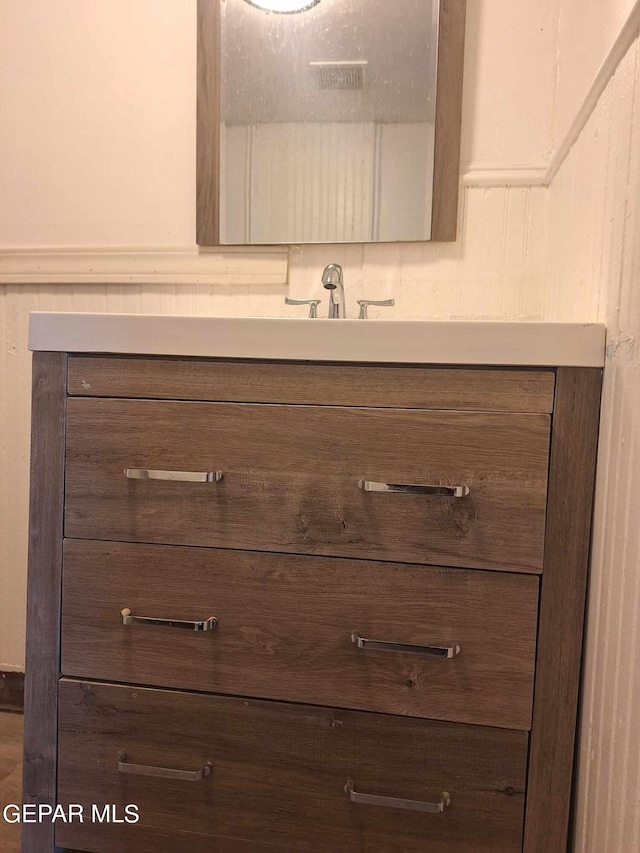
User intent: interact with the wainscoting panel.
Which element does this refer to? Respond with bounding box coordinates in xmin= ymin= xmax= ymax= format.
xmin=544 ymin=33 xmax=640 ymax=853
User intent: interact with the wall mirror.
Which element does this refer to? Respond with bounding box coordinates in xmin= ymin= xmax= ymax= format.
xmin=197 ymin=0 xmax=466 ymax=245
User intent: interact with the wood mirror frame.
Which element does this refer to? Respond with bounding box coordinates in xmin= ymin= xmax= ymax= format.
xmin=196 ymin=0 xmax=467 ymax=246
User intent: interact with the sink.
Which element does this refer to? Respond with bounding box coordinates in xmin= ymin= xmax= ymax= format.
xmin=28 ymin=313 xmax=605 ymax=367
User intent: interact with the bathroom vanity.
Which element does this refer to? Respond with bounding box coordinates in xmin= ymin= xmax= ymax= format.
xmin=23 ymin=315 xmax=604 ymax=853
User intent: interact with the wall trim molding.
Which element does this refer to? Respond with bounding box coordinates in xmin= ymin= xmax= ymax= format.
xmin=462 ymin=165 xmax=548 ymax=187
xmin=547 ymin=0 xmax=640 ymax=183
xmin=0 ymin=247 xmax=289 ymax=286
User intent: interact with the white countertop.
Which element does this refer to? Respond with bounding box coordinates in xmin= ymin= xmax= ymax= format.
xmin=28 ymin=313 xmax=606 ymax=367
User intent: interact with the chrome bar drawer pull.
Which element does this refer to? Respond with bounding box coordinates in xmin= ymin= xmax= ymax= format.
xmin=345 ymin=781 xmax=451 ymax=813
xmin=352 ymin=631 xmax=460 ymax=659
xmin=358 ymin=480 xmax=469 ymax=497
xmin=117 ymin=752 xmax=211 ymax=782
xmin=120 ymin=608 xmax=218 ymax=632
xmin=125 ymin=468 xmax=223 ymax=483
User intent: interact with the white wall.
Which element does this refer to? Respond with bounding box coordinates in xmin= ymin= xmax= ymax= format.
xmin=460 ymin=0 xmax=558 ymax=170
xmin=0 ymin=0 xmax=196 ymax=248
xmin=377 ymin=123 xmax=435 ymax=242
xmin=554 ymin=0 xmax=639 ymax=144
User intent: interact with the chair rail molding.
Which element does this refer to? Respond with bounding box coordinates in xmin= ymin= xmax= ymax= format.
xmin=0 ymin=247 xmax=288 ymax=286
xmin=462 ymin=165 xmax=549 ymax=188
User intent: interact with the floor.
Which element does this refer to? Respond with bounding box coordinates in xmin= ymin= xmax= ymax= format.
xmin=0 ymin=712 xmax=23 ymax=853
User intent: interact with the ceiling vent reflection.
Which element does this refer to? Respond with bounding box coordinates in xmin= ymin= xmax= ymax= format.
xmin=310 ymin=60 xmax=367 ymax=91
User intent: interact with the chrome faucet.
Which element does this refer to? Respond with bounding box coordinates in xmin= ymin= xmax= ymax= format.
xmin=322 ymin=263 xmax=345 ymax=318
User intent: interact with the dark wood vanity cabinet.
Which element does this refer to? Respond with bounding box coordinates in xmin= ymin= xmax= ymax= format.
xmin=23 ymin=355 xmax=602 ymax=853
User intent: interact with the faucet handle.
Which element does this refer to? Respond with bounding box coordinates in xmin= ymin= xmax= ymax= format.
xmin=357 ymin=298 xmax=395 ymax=320
xmin=284 ymin=297 xmax=322 ymax=319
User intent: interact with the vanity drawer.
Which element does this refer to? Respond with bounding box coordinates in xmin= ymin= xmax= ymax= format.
xmin=56 ymin=679 xmax=528 ymax=853
xmin=68 ymin=356 xmax=556 ymax=412
xmin=61 ymin=540 xmax=539 ymax=730
xmin=65 ymin=398 xmax=550 ymax=572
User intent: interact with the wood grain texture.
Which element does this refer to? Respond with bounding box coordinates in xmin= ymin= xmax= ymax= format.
xmin=196 ymin=0 xmax=220 ymax=246
xmin=64 ymin=399 xmax=551 ymax=572
xmin=431 ymin=0 xmax=467 ymax=241
xmin=0 ymin=672 xmax=24 ymax=712
xmin=523 ymin=367 xmax=602 ymax=853
xmin=67 ymin=357 xmax=556 ymax=413
xmin=22 ymin=352 xmax=67 ymax=853
xmin=61 ymin=540 xmax=539 ymax=730
xmin=56 ymin=680 xmax=528 ymax=853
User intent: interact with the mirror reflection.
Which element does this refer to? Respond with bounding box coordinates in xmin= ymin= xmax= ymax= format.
xmin=219 ymin=0 xmax=440 ymax=244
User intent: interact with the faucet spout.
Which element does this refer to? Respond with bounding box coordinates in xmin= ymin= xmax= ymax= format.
xmin=322 ymin=263 xmax=345 ymax=319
